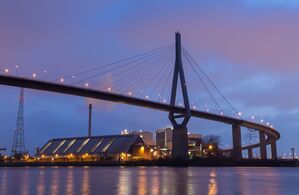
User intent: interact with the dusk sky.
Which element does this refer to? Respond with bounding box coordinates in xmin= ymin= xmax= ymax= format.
xmin=1 ymin=0 xmax=299 ymax=156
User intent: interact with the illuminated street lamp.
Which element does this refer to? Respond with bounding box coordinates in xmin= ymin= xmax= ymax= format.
xmin=15 ymin=65 xmax=19 ymax=75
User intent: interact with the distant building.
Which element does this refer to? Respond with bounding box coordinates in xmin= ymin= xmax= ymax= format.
xmin=188 ymin=133 xmax=203 ymax=157
xmin=156 ymin=128 xmax=173 ymax=150
xmin=120 ymin=129 xmax=130 ymax=135
xmin=188 ymin=133 xmax=202 ymax=139
xmin=131 ymin=130 xmax=154 ymax=146
xmin=36 ymin=135 xmax=148 ymax=161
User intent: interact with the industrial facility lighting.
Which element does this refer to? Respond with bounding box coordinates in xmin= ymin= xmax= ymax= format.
xmin=91 ymin=139 xmax=103 ymax=152
xmin=77 ymin=138 xmax=90 ymax=152
xmin=40 ymin=142 xmax=52 ymax=154
xmin=102 ymin=138 xmax=115 ymax=152
xmin=63 ymin=139 xmax=76 ymax=153
xmin=53 ymin=140 xmax=66 ymax=154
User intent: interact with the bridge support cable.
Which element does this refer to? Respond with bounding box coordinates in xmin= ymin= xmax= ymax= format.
xmin=124 ymin=52 xmax=173 ymax=98
xmin=107 ymin=48 xmax=172 ymax=96
xmin=182 ymin=47 xmax=240 ymax=118
xmin=182 ymin=51 xmax=224 ymax=114
xmin=169 ymin=32 xmax=191 ymax=160
xmin=73 ymin=46 xmax=172 ymax=87
xmin=149 ymin=58 xmax=174 ymax=101
xmin=58 ymin=45 xmax=172 ymax=81
xmin=55 ymin=46 xmax=174 ymax=103
xmin=179 ymin=63 xmax=207 ymax=110
xmin=182 ymin=50 xmax=222 ymax=113
xmin=183 ymin=48 xmax=236 ymax=117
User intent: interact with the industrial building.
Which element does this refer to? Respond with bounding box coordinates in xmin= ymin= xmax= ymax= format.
xmin=120 ymin=129 xmax=154 ymax=146
xmin=188 ymin=133 xmax=203 ymax=157
xmin=36 ymin=135 xmax=148 ymax=162
xmin=131 ymin=130 xmax=154 ymax=146
xmin=156 ymin=127 xmax=173 ymax=150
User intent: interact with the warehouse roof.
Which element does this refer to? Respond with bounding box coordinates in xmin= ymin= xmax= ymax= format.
xmin=36 ymin=135 xmax=144 ymax=156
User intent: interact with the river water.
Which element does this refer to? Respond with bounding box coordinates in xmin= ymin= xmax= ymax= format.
xmin=0 ymin=167 xmax=299 ymax=195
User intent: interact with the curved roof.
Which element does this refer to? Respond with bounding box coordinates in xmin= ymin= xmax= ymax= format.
xmin=37 ymin=135 xmax=144 ymax=156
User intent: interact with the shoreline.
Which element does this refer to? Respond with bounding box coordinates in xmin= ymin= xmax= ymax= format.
xmin=1 ymin=159 xmax=298 ymax=167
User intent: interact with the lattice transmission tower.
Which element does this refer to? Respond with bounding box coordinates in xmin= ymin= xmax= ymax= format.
xmin=11 ymin=88 xmax=26 ymax=156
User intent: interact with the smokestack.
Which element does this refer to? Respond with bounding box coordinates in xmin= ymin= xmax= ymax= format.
xmin=88 ymin=104 xmax=92 ymax=137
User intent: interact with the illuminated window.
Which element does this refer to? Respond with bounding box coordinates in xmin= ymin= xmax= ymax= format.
xmin=63 ymin=139 xmax=76 ymax=153
xmin=53 ymin=140 xmax=66 ymax=154
xmin=102 ymin=138 xmax=115 ymax=152
xmin=40 ymin=142 xmax=52 ymax=154
xmin=77 ymin=138 xmax=90 ymax=152
xmin=91 ymin=139 xmax=103 ymax=152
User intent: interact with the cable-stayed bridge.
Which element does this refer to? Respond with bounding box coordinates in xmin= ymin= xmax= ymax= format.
xmin=0 ymin=32 xmax=280 ymax=160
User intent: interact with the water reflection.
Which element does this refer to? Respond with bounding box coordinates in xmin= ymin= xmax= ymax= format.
xmin=151 ymin=168 xmax=160 ymax=195
xmin=81 ymin=167 xmax=90 ymax=195
xmin=0 ymin=167 xmax=299 ymax=195
xmin=117 ymin=167 xmax=132 ymax=194
xmin=208 ymin=169 xmax=218 ymax=195
xmin=50 ymin=168 xmax=59 ymax=195
xmin=20 ymin=168 xmax=30 ymax=195
xmin=66 ymin=168 xmax=74 ymax=195
xmin=37 ymin=169 xmax=45 ymax=195
xmin=0 ymin=169 xmax=7 ymax=194
xmin=137 ymin=167 xmax=147 ymax=195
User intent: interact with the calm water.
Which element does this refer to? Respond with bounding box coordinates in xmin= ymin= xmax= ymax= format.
xmin=0 ymin=166 xmax=299 ymax=195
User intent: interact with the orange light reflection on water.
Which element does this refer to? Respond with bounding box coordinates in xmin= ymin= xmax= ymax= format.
xmin=208 ymin=169 xmax=218 ymax=195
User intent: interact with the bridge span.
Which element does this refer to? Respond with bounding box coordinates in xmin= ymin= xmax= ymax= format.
xmin=0 ymin=74 xmax=280 ymax=159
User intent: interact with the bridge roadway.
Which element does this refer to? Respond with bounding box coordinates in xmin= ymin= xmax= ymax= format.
xmin=0 ymin=75 xmax=280 ymax=157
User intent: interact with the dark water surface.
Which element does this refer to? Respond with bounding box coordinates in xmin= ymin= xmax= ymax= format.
xmin=0 ymin=166 xmax=299 ymax=195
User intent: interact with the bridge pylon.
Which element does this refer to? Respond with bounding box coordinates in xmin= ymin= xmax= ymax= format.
xmin=169 ymin=32 xmax=191 ymax=160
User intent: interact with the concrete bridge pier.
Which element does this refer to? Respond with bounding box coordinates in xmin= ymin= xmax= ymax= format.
xmin=172 ymin=125 xmax=189 ymax=160
xmin=232 ymin=124 xmax=242 ymax=159
xmin=259 ymin=131 xmax=267 ymax=159
xmin=248 ymin=148 xmax=253 ymax=159
xmin=271 ymin=141 xmax=277 ymax=160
